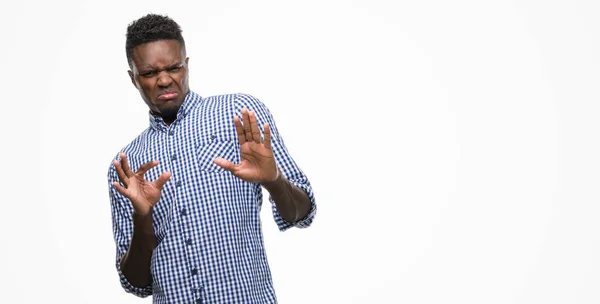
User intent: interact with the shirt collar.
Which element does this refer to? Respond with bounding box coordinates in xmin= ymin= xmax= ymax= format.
xmin=149 ymin=90 xmax=202 ymax=130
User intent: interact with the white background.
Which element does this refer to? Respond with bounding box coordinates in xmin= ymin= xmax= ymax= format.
xmin=1 ymin=0 xmax=599 ymax=303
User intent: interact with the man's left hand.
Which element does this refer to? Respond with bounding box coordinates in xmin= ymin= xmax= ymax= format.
xmin=214 ymin=108 xmax=279 ymax=183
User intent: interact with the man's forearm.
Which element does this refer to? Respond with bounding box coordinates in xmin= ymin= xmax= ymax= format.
xmin=262 ymin=169 xmax=312 ymax=223
xmin=120 ymin=212 xmax=156 ymax=288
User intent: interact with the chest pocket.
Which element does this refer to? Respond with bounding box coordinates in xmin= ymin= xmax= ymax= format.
xmin=196 ymin=139 xmax=239 ymax=173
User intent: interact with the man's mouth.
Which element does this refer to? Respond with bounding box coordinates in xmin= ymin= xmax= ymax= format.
xmin=158 ymin=92 xmax=178 ymax=100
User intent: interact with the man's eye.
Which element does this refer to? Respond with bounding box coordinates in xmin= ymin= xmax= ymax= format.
xmin=141 ymin=72 xmax=156 ymax=77
xmin=168 ymin=67 xmax=181 ymax=73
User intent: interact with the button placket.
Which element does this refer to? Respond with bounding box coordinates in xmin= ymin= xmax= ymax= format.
xmin=166 ymin=118 xmax=206 ymax=303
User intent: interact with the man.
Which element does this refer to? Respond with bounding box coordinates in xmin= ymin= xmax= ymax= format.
xmin=108 ymin=14 xmax=316 ymax=303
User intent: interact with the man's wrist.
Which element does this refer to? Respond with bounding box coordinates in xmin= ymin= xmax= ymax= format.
xmin=261 ymin=168 xmax=283 ymax=190
xmin=133 ymin=211 xmax=154 ymax=235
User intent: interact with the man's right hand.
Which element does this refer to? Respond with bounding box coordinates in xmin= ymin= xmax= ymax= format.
xmin=113 ymin=153 xmax=172 ymax=217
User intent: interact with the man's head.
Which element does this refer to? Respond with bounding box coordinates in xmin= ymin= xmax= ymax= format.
xmin=126 ymin=14 xmax=189 ymax=123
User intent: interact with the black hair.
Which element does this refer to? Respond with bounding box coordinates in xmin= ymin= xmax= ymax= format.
xmin=125 ymin=14 xmax=186 ymax=66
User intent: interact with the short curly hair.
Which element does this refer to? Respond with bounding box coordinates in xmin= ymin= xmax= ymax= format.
xmin=125 ymin=14 xmax=186 ymax=66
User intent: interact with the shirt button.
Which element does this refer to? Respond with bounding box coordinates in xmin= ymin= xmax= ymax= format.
xmin=186 ymin=238 xmax=192 ymax=245
xmin=176 ymin=181 xmax=182 ymax=187
xmin=181 ymin=209 xmax=187 ymax=216
xmin=196 ymin=299 xmax=202 ymax=304
xmin=171 ymin=154 xmax=177 ymax=161
xmin=191 ymin=268 xmax=198 ymax=275
xmin=169 ymin=130 xmax=175 ymax=136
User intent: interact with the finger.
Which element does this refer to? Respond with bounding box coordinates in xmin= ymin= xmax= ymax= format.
xmin=214 ymin=157 xmax=237 ymax=173
xmin=249 ymin=111 xmax=262 ymax=143
xmin=264 ymin=123 xmax=272 ymax=150
xmin=234 ymin=116 xmax=246 ymax=144
xmin=113 ymin=160 xmax=129 ymax=188
xmin=154 ymin=171 xmax=172 ymax=190
xmin=241 ymin=108 xmax=253 ymax=141
xmin=120 ymin=153 xmax=134 ymax=177
xmin=112 ymin=181 xmax=131 ymax=198
xmin=136 ymin=160 xmax=159 ymax=176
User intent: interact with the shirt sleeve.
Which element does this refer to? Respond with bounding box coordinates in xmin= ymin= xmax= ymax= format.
xmin=234 ymin=94 xmax=317 ymax=231
xmin=108 ymin=162 xmax=153 ymax=297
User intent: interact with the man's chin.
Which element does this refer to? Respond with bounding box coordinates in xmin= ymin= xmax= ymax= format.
xmin=156 ymin=104 xmax=181 ymax=120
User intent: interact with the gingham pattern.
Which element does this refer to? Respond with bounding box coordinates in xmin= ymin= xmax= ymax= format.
xmin=108 ymin=92 xmax=316 ymax=304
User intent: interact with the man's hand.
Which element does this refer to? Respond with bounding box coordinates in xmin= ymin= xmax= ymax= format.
xmin=214 ymin=108 xmax=279 ymax=183
xmin=112 ymin=153 xmax=172 ymax=216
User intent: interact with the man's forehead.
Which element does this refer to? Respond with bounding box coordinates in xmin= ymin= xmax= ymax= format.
xmin=131 ymin=40 xmax=185 ymax=67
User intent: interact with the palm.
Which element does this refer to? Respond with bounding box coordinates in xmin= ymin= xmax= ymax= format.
xmin=125 ymin=176 xmax=162 ymax=207
xmin=214 ymin=109 xmax=278 ymax=183
xmin=236 ymin=140 xmax=277 ymax=182
xmin=112 ymin=154 xmax=172 ymax=216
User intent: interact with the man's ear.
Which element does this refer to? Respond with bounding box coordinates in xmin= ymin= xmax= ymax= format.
xmin=128 ymin=70 xmax=137 ymax=88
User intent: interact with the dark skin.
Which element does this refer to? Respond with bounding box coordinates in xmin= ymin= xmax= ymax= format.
xmin=114 ymin=39 xmax=312 ymax=288
xmin=128 ymin=39 xmax=190 ymax=125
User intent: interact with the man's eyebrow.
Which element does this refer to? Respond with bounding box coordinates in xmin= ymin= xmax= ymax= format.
xmin=168 ymin=62 xmax=185 ymax=68
xmin=138 ymin=66 xmax=156 ymax=73
xmin=139 ymin=62 xmax=183 ymax=72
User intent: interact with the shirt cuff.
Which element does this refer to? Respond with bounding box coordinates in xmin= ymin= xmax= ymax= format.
xmin=116 ymin=257 xmax=153 ymax=298
xmin=270 ymin=181 xmax=317 ymax=231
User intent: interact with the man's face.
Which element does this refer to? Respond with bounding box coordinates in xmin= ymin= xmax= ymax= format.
xmin=129 ymin=39 xmax=189 ymax=122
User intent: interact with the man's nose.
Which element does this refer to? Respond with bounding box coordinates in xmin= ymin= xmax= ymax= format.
xmin=157 ymin=71 xmax=173 ymax=87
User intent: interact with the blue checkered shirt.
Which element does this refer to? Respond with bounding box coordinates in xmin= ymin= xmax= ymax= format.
xmin=108 ymin=91 xmax=317 ymax=303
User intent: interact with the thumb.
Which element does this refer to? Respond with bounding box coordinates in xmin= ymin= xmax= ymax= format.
xmin=154 ymin=172 xmax=172 ymax=190
xmin=214 ymin=158 xmax=236 ymax=173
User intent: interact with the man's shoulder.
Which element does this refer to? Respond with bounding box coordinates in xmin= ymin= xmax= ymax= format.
xmin=108 ymin=128 xmax=152 ymax=163
xmin=200 ymin=93 xmax=267 ymax=109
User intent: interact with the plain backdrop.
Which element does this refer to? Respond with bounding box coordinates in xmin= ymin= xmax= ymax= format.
xmin=1 ymin=0 xmax=599 ymax=303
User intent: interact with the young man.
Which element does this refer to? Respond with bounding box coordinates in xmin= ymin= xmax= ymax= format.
xmin=108 ymin=14 xmax=316 ymax=303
